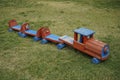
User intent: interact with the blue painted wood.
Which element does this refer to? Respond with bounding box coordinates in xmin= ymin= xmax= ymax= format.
xmin=46 ymin=34 xmax=60 ymax=41
xmin=59 ymin=35 xmax=74 ymax=44
xmin=12 ymin=25 xmax=21 ymax=30
xmin=25 ymin=30 xmax=37 ymax=35
xmin=74 ymin=28 xmax=95 ymax=36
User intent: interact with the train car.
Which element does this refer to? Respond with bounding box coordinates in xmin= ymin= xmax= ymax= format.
xmin=39 ymin=28 xmax=62 ymax=44
xmin=8 ymin=19 xmax=21 ymax=32
xmin=18 ymin=23 xmax=45 ymax=41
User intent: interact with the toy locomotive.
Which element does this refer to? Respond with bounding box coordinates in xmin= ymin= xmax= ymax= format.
xmin=8 ymin=20 xmax=110 ymax=64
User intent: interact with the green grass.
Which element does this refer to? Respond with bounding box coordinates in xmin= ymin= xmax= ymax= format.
xmin=0 ymin=0 xmax=120 ymax=80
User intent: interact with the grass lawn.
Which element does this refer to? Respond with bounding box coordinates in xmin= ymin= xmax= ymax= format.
xmin=0 ymin=0 xmax=120 ymax=80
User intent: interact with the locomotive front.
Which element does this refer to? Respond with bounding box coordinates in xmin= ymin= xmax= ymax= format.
xmin=85 ymin=39 xmax=109 ymax=59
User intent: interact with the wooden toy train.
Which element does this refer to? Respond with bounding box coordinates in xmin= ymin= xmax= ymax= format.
xmin=8 ymin=20 xmax=110 ymax=64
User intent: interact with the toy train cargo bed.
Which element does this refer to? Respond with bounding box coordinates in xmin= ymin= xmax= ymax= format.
xmin=59 ymin=35 xmax=74 ymax=46
xmin=11 ymin=25 xmax=21 ymax=31
xmin=25 ymin=30 xmax=37 ymax=36
xmin=46 ymin=34 xmax=60 ymax=43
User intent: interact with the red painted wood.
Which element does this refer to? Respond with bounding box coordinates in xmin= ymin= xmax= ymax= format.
xmin=8 ymin=19 xmax=18 ymax=28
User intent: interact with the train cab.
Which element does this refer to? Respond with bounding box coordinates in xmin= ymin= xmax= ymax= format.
xmin=74 ymin=28 xmax=109 ymax=64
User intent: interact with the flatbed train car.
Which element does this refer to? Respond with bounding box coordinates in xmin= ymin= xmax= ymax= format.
xmin=8 ymin=20 xmax=110 ymax=64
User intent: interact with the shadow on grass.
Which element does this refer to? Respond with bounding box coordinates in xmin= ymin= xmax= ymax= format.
xmin=0 ymin=0 xmax=28 ymax=8
xmin=0 ymin=20 xmax=22 ymax=51
xmin=0 ymin=68 xmax=30 ymax=80
xmin=92 ymin=0 xmax=120 ymax=9
xmin=45 ymin=0 xmax=120 ymax=9
xmin=0 ymin=68 xmax=18 ymax=80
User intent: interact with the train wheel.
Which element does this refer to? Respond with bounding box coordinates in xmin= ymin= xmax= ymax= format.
xmin=41 ymin=39 xmax=48 ymax=44
xmin=18 ymin=32 xmax=27 ymax=38
xmin=8 ymin=28 xmax=13 ymax=32
xmin=33 ymin=36 xmax=41 ymax=41
xmin=57 ymin=43 xmax=65 ymax=49
xmin=92 ymin=58 xmax=100 ymax=64
xmin=18 ymin=32 xmax=22 ymax=36
xmin=21 ymin=33 xmax=27 ymax=38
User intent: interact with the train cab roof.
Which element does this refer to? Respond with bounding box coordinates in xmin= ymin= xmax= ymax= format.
xmin=74 ymin=28 xmax=95 ymax=36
